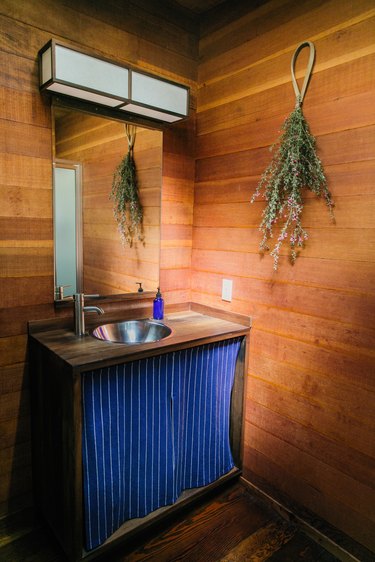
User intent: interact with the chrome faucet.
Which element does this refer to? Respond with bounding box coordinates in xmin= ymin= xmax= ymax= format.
xmin=73 ymin=293 xmax=104 ymax=336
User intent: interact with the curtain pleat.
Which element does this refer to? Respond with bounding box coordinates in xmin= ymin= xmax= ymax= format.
xmin=82 ymin=337 xmax=242 ymax=551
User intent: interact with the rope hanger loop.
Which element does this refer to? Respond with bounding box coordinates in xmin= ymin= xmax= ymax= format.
xmin=291 ymin=41 xmax=315 ymax=106
xmin=124 ymin=123 xmax=136 ymax=151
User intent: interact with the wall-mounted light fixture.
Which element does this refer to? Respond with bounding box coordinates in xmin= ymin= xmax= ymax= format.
xmin=39 ymin=40 xmax=189 ymax=123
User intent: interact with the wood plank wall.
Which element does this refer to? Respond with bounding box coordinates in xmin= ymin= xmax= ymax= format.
xmin=161 ymin=117 xmax=195 ymax=305
xmin=195 ymin=0 xmax=375 ymax=550
xmin=0 ymin=0 xmax=196 ymax=517
xmin=1 ymin=0 xmax=373 ymax=552
xmin=55 ymin=110 xmax=162 ymax=294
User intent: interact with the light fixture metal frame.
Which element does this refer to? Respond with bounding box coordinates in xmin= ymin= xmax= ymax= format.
xmin=38 ymin=39 xmax=190 ymax=124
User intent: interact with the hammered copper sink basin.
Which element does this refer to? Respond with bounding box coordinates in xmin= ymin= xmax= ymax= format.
xmin=91 ymin=319 xmax=172 ymax=344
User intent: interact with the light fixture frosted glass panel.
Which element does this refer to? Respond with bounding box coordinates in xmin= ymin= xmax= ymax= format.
xmin=54 ymin=167 xmax=78 ymax=297
xmin=41 ymin=46 xmax=52 ymax=84
xmin=47 ymin=83 xmax=122 ymax=107
xmin=39 ymin=40 xmax=189 ymax=123
xmin=131 ymin=72 xmax=188 ymax=116
xmin=120 ymin=103 xmax=182 ymax=122
xmin=55 ymin=45 xmax=129 ymax=99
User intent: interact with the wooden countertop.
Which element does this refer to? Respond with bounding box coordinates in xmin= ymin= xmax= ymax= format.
xmin=29 ymin=305 xmax=251 ymax=373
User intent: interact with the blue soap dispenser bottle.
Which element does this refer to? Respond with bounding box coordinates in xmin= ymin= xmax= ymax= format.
xmin=153 ymin=287 xmax=164 ymax=320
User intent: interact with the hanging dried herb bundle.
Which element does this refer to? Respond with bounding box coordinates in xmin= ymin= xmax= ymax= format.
xmin=110 ymin=124 xmax=144 ymax=247
xmin=251 ymin=42 xmax=334 ymax=270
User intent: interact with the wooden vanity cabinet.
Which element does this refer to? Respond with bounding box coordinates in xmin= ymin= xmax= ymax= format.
xmin=29 ymin=310 xmax=249 ymax=562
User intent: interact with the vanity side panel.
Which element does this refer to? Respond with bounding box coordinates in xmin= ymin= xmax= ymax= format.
xmin=29 ymin=338 xmax=82 ymax=561
xmin=230 ymin=334 xmax=248 ymax=468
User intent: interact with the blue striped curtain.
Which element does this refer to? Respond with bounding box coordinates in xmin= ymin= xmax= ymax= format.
xmin=82 ymin=337 xmax=242 ymax=551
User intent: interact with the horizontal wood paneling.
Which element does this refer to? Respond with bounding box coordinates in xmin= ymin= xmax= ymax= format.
xmin=0 ymin=337 xmax=28 ymax=368
xmin=0 ymin=121 xmax=52 ymax=159
xmin=0 ymin=0 xmax=197 ymax=517
xmin=0 ymin=0 xmax=197 ymax=83
xmin=246 ymin=422 xmax=375 ymax=519
xmin=199 ymin=0 xmax=375 ymax=84
xmin=197 ymin=52 xmax=375 ymax=135
xmin=192 ymin=248 xmax=375 ymax=292
xmin=161 ymin=118 xmax=195 ymax=304
xmin=61 ymin=0 xmax=199 ymax=59
xmin=2 ymin=0 xmax=373 ymax=551
xmin=0 ymin=154 xmax=52 ymax=189
xmin=193 ymin=226 xmax=375 ymax=262
xmin=0 ymin=86 xmax=51 ymax=127
xmin=194 ymin=0 xmax=375 ymax=550
xmin=243 ymin=436 xmax=375 ymax=550
xmin=194 ymin=195 xmax=375 ymax=229
xmin=0 ymin=364 xmax=28 ymax=395
xmin=0 ymin=289 xmax=54 ymax=319
xmin=246 ymin=398 xmax=375 ymax=487
xmin=247 ymin=375 xmax=374 ymax=458
xmin=196 ymin=126 xmax=375 ymax=183
xmin=191 ymin=273 xmax=375 ymax=349
xmin=196 ymin=90 xmax=375 ymax=159
xmin=194 ymin=160 xmax=375 ymax=203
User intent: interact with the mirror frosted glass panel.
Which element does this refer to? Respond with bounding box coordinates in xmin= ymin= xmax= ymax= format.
xmin=54 ymin=166 xmax=80 ymax=298
xmin=53 ymin=106 xmax=162 ymax=300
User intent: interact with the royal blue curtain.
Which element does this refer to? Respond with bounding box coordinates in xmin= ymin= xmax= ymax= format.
xmin=82 ymin=337 xmax=242 ymax=551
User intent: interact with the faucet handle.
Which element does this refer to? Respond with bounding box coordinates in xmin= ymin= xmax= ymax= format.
xmin=73 ymin=293 xmax=100 ymax=302
xmin=55 ymin=284 xmax=71 ymax=300
xmin=73 ymin=294 xmax=103 ymax=337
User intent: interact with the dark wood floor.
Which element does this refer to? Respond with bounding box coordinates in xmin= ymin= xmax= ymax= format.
xmin=0 ymin=482 xmax=340 ymax=561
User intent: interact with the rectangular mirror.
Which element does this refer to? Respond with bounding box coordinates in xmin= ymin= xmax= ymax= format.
xmin=53 ymin=105 xmax=162 ymax=301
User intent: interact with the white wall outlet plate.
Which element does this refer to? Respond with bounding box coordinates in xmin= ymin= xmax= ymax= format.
xmin=222 ymin=279 xmax=233 ymax=302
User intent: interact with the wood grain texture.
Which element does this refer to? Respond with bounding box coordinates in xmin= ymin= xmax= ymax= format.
xmin=0 ymin=481 xmax=345 ymax=562
xmin=29 ymin=313 xmax=248 ymax=561
xmin=0 ymin=0 xmax=197 ymax=519
xmin=0 ymin=0 xmax=197 ymax=83
xmin=199 ymin=1 xmax=375 ymax=85
xmin=197 ymin=52 xmax=375 ymax=135
xmin=161 ymin=117 xmax=195 ymax=304
xmin=1 ymin=0 xmax=374 ymax=553
xmin=29 ymin=310 xmax=249 ymax=372
xmin=193 ymin=0 xmax=375 ymax=551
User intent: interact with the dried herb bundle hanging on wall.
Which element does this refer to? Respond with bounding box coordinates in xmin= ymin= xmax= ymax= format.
xmin=110 ymin=124 xmax=144 ymax=247
xmin=251 ymin=42 xmax=334 ymax=270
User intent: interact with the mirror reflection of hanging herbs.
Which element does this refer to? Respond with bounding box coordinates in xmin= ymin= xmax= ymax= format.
xmin=110 ymin=124 xmax=144 ymax=247
xmin=251 ymin=42 xmax=334 ymax=270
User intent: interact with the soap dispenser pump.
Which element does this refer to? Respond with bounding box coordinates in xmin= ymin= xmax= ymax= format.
xmin=153 ymin=287 xmax=164 ymax=320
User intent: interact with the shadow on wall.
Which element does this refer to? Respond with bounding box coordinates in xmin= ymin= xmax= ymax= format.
xmin=6 ymin=356 xmax=33 ymax=516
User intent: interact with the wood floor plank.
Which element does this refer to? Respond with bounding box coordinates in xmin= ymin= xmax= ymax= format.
xmin=119 ymin=483 xmax=273 ymax=561
xmin=219 ymin=520 xmax=296 ymax=561
xmin=267 ymin=531 xmax=340 ymax=561
xmin=0 ymin=482 xmax=355 ymax=562
xmin=0 ymin=528 xmax=65 ymax=562
xmin=0 ymin=506 xmax=64 ymax=561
